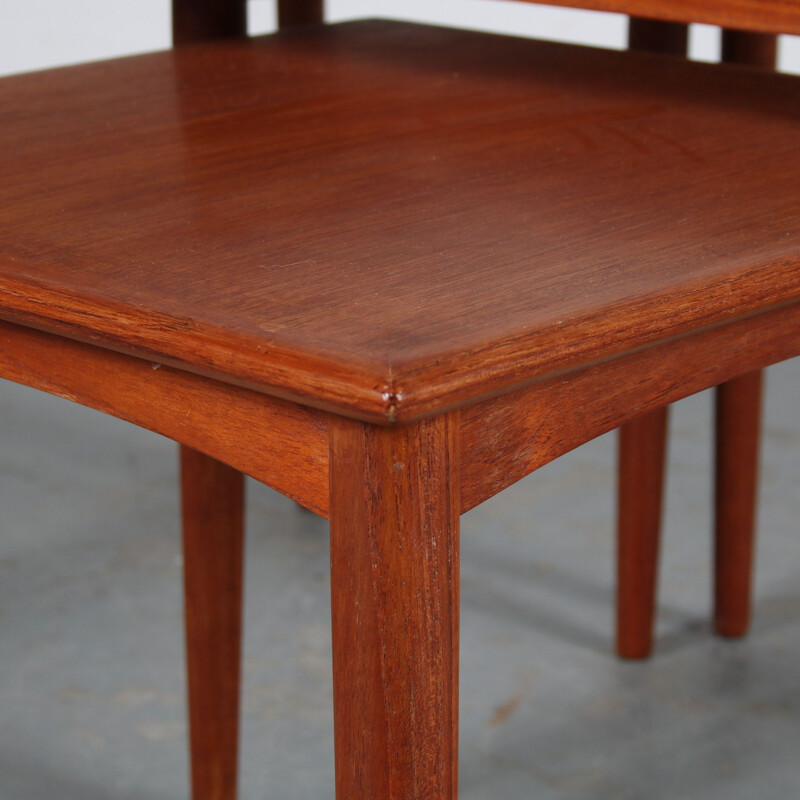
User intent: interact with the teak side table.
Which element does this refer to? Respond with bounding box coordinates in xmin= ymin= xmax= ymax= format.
xmin=2 ymin=19 xmax=800 ymax=799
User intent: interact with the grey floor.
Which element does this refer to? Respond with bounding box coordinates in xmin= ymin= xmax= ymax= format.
xmin=1 ymin=359 xmax=799 ymax=800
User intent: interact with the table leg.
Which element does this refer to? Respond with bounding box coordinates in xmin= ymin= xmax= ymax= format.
xmin=329 ymin=414 xmax=460 ymax=800
xmin=714 ymin=370 xmax=763 ymax=637
xmin=616 ymin=406 xmax=669 ymax=659
xmin=278 ymin=0 xmax=323 ymax=26
xmin=181 ymin=445 xmax=245 ymax=800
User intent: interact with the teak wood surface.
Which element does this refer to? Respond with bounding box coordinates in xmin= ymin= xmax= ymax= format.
xmin=2 ymin=16 xmax=800 ymax=800
xmin=2 ymin=21 xmax=800 ymax=424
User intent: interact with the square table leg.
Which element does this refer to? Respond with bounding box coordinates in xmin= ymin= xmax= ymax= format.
xmin=329 ymin=413 xmax=460 ymax=799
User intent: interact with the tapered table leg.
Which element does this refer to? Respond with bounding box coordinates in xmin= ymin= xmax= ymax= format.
xmin=710 ymin=24 xmax=773 ymax=643
xmin=714 ymin=371 xmax=762 ymax=637
xmin=329 ymin=414 xmax=460 ymax=800
xmin=616 ymin=17 xmax=683 ymax=662
xmin=181 ymin=445 xmax=245 ymax=800
xmin=616 ymin=407 xmax=669 ymax=659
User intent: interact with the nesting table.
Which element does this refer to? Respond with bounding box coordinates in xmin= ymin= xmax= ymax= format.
xmin=1 ymin=20 xmax=800 ymax=798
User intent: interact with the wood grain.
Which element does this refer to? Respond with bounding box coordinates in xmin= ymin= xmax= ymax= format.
xmin=714 ymin=370 xmax=763 ymax=637
xmin=460 ymin=300 xmax=800 ymax=513
xmin=517 ymin=0 xmax=800 ymax=36
xmin=172 ymin=0 xmax=247 ymax=45
xmin=329 ymin=414 xmax=459 ymax=800
xmin=181 ymin=446 xmax=244 ymax=800
xmin=2 ymin=21 xmax=800 ymax=422
xmin=0 ymin=320 xmax=329 ymax=514
xmin=616 ymin=407 xmax=668 ymax=659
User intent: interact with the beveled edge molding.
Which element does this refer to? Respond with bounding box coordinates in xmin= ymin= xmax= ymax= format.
xmin=6 ymin=298 xmax=800 ymax=521
xmin=460 ymin=301 xmax=800 ymax=513
xmin=0 ymin=319 xmax=330 ymax=516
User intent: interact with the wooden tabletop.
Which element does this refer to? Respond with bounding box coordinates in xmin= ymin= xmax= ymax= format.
xmin=1 ymin=20 xmax=799 ymax=422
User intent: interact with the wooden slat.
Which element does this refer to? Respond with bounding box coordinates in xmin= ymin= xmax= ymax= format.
xmin=278 ymin=0 xmax=324 ymax=27
xmin=0 ymin=320 xmax=330 ymax=515
xmin=460 ymin=301 xmax=800 ymax=512
xmin=172 ymin=0 xmax=247 ymax=45
xmin=518 ymin=0 xmax=800 ymax=37
xmin=628 ymin=18 xmax=688 ymax=54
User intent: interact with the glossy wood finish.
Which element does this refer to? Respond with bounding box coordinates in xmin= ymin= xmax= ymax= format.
xmin=172 ymin=0 xmax=246 ymax=45
xmin=628 ymin=18 xmax=687 ymax=55
xmin=2 ymin=22 xmax=800 ymax=422
xmin=460 ymin=300 xmax=800 ymax=512
xmin=329 ymin=414 xmax=460 ymax=800
xmin=182 ymin=446 xmax=245 ymax=800
xmin=4 ymin=15 xmax=800 ymax=800
xmin=616 ymin=407 xmax=668 ymax=659
xmin=714 ymin=370 xmax=763 ymax=636
xmin=0 ymin=320 xmax=329 ymax=514
xmin=518 ymin=0 xmax=800 ymax=36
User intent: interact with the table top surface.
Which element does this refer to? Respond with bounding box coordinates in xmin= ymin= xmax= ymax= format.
xmin=1 ymin=20 xmax=799 ymax=422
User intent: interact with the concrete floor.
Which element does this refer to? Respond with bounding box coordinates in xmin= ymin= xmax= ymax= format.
xmin=0 ymin=359 xmax=799 ymax=800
